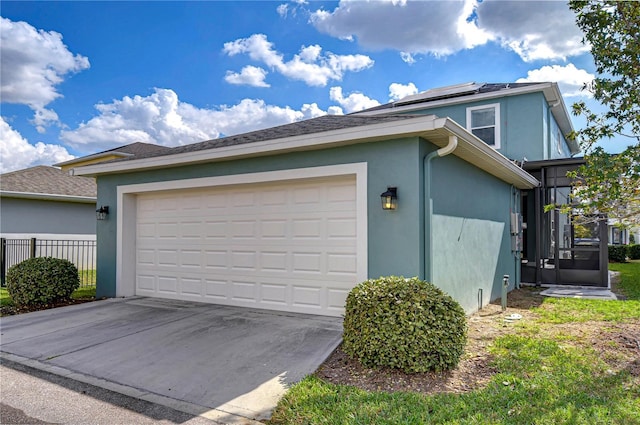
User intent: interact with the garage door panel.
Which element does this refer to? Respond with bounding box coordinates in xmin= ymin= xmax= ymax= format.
xmin=292 ymin=285 xmax=322 ymax=309
xmin=231 ymin=280 xmax=257 ymax=301
xmin=204 ymin=279 xmax=227 ymax=299
xmin=181 ymin=278 xmax=203 ymax=296
xmin=230 ymin=251 xmax=257 ymax=271
xmin=260 ymin=283 xmax=288 ymax=305
xmin=157 ymin=276 xmax=178 ymax=294
xmin=135 ymin=176 xmax=359 ymax=316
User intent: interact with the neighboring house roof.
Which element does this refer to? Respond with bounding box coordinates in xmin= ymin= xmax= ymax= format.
xmin=0 ymin=165 xmax=96 ymax=203
xmin=55 ymin=142 xmax=172 ymax=171
xmin=356 ymin=82 xmax=580 ymax=155
xmin=74 ymin=114 xmax=540 ymax=190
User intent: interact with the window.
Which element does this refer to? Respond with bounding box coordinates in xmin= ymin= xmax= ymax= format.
xmin=556 ymin=127 xmax=564 ymax=155
xmin=467 ymin=103 xmax=500 ymax=149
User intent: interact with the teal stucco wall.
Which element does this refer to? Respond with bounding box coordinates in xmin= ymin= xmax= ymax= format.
xmin=96 ymin=136 xmax=519 ymax=314
xmin=429 ymin=150 xmax=519 ymax=313
xmin=400 ymin=92 xmax=563 ymax=162
xmin=95 ymin=138 xmax=426 ymax=299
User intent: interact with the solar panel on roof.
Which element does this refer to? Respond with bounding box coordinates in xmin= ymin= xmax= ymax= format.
xmin=394 ymin=82 xmax=485 ymax=106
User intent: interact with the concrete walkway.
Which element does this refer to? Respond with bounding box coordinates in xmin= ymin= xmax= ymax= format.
xmin=540 ymin=286 xmax=618 ymax=300
xmin=0 ymin=297 xmax=343 ymax=424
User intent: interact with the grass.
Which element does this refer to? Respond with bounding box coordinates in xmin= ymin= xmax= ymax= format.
xmin=79 ymin=269 xmax=97 ymax=286
xmin=268 ymin=261 xmax=640 ymax=425
xmin=610 ymin=260 xmax=640 ymax=299
xmin=0 ymin=287 xmax=12 ymax=307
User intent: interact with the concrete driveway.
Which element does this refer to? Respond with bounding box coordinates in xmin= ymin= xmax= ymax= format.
xmin=0 ymin=297 xmax=343 ymax=424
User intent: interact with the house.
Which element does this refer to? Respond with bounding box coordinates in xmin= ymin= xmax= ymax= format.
xmin=0 ymin=143 xmax=172 ymax=239
xmin=0 ymin=166 xmax=97 ymax=239
xmin=608 ymin=220 xmax=638 ymax=245
xmin=74 ymin=82 xmax=607 ymax=317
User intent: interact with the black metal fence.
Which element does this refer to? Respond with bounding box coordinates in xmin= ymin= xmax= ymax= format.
xmin=1 ymin=238 xmax=96 ymax=287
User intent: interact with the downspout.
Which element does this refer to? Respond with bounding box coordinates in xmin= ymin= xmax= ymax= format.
xmin=424 ymin=135 xmax=458 ymax=283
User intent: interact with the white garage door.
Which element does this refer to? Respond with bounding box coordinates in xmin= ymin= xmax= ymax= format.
xmin=135 ymin=176 xmax=358 ymax=316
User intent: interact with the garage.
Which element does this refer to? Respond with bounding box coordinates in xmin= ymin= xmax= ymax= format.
xmin=131 ymin=173 xmax=362 ymax=316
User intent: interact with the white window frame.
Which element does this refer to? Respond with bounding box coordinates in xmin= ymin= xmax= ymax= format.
xmin=466 ymin=103 xmax=501 ymax=149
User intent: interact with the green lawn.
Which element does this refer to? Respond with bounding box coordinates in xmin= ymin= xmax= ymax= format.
xmin=268 ymin=262 xmax=640 ymax=425
xmin=0 ymin=285 xmax=96 ymax=308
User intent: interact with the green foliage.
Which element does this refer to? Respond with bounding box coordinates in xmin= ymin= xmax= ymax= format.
xmin=342 ymin=276 xmax=467 ymax=373
xmin=628 ymin=244 xmax=640 ymax=260
xmin=608 ymin=245 xmax=628 ymax=263
xmin=6 ymin=257 xmax=80 ymax=307
xmin=567 ymin=1 xmax=640 ymax=226
xmin=270 ymin=263 xmax=640 ymax=425
xmin=609 ymin=261 xmax=640 ymax=300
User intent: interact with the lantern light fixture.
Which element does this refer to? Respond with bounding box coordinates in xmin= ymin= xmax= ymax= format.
xmin=380 ymin=187 xmax=397 ymax=210
xmin=96 ymin=205 xmax=109 ymax=220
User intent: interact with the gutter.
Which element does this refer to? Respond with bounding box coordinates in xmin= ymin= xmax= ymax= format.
xmin=0 ymin=191 xmax=96 ymax=204
xmin=424 ymin=135 xmax=458 ymax=283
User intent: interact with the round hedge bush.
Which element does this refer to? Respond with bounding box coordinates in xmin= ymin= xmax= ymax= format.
xmin=6 ymin=257 xmax=80 ymax=307
xmin=343 ymin=276 xmax=467 ymax=373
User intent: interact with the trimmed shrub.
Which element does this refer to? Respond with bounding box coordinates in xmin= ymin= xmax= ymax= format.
xmin=628 ymin=244 xmax=640 ymax=260
xmin=608 ymin=245 xmax=628 ymax=263
xmin=6 ymin=257 xmax=80 ymax=307
xmin=342 ymin=276 xmax=467 ymax=373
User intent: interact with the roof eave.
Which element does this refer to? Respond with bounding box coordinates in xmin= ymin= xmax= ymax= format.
xmin=54 ymin=152 xmax=133 ymax=167
xmin=73 ymin=115 xmax=441 ymax=176
xmin=74 ymin=114 xmax=538 ymax=189
xmin=0 ymin=191 xmax=97 ymax=203
xmin=437 ymin=118 xmax=540 ymax=190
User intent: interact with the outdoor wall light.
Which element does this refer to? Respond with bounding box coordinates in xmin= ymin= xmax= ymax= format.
xmin=96 ymin=205 xmax=109 ymax=220
xmin=380 ymin=187 xmax=398 ymax=210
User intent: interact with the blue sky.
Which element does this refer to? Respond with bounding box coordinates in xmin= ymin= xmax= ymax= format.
xmin=0 ymin=0 xmax=624 ymax=173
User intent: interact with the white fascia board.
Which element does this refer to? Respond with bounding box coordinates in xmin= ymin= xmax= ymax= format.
xmin=440 ymin=118 xmax=540 ymax=189
xmin=360 ymin=83 xmax=557 ymax=116
xmin=0 ymin=191 xmax=97 ymax=203
xmin=54 ymin=151 xmax=132 ymax=167
xmin=73 ymin=115 xmax=441 ymax=176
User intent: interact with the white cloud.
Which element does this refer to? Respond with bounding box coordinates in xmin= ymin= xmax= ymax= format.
xmin=389 ymin=82 xmax=418 ymax=101
xmin=0 ymin=17 xmax=90 ymax=130
xmin=224 ymin=66 xmax=270 ymax=87
xmin=309 ymin=0 xmax=588 ymax=62
xmin=0 ymin=117 xmax=74 ymax=173
xmin=223 ymin=34 xmax=373 ymax=86
xmin=517 ymin=64 xmax=595 ymax=98
xmin=400 ymin=52 xmax=416 ymax=64
xmin=310 ymin=0 xmax=483 ymax=57
xmin=59 ymin=88 xmax=327 ymax=152
xmin=476 ymin=2 xmax=589 ymax=62
xmin=329 ymin=87 xmax=380 ymax=113
xmin=277 ymin=4 xmax=289 ymax=17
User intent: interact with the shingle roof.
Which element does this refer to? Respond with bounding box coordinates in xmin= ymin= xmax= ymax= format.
xmin=0 ymin=166 xmax=96 ymax=198
xmin=55 ymin=142 xmax=172 ymax=167
xmin=100 ymin=142 xmax=172 ymax=156
xmin=112 ymin=115 xmax=419 ymax=162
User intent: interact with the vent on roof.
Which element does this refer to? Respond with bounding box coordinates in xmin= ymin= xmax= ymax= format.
xmin=394 ymin=82 xmax=485 ymax=106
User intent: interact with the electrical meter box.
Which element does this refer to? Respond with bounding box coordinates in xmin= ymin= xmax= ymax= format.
xmin=511 ymin=212 xmax=523 ymax=251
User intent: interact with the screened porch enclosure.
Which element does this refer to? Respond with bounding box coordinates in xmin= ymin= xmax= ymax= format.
xmin=521 ymin=159 xmax=609 ymax=287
